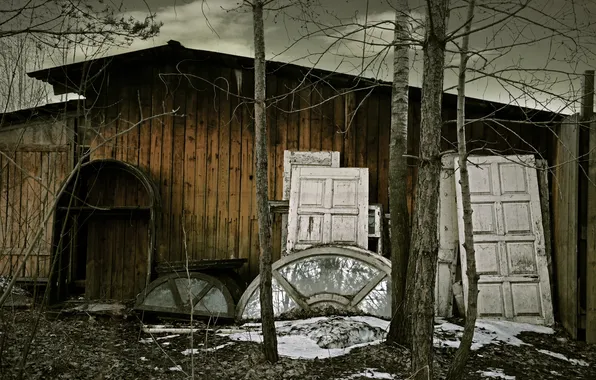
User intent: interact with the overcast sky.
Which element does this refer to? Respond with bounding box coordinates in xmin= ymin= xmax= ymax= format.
xmin=39 ymin=0 xmax=596 ymax=113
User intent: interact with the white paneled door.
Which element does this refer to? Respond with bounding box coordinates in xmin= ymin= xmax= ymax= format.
xmin=454 ymin=155 xmax=554 ymax=325
xmin=287 ymin=167 xmax=369 ymax=252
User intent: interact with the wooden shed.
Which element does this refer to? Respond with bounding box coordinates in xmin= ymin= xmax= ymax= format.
xmin=2 ymin=41 xmax=573 ymax=316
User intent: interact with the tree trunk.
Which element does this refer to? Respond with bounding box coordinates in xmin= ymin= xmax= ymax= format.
xmin=446 ymin=1 xmax=478 ymax=378
xmin=407 ymin=1 xmax=449 ymax=379
xmin=386 ymin=0 xmax=411 ymax=346
xmin=252 ymin=0 xmax=279 ymax=363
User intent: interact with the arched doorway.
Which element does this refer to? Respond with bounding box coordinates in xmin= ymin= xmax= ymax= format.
xmin=51 ymin=159 xmax=159 ymax=302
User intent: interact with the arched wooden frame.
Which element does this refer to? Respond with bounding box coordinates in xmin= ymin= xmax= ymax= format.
xmin=235 ymin=246 xmax=392 ymax=321
xmin=53 ymin=159 xmax=160 ymax=296
xmin=135 ymin=272 xmax=238 ymax=319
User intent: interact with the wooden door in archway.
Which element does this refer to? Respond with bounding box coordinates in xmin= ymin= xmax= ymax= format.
xmin=82 ymin=165 xmax=152 ymax=300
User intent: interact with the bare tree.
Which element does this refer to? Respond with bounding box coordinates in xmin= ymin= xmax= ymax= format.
xmin=386 ymin=0 xmax=412 ymax=346
xmin=405 ymin=1 xmax=450 ymax=378
xmin=445 ymin=1 xmax=479 ymax=379
xmin=249 ymin=0 xmax=279 ymax=363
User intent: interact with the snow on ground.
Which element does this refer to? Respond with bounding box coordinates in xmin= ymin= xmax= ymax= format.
xmin=340 ymin=368 xmax=395 ymax=379
xmin=225 ymin=316 xmax=555 ymax=359
xmin=225 ymin=316 xmax=389 ymax=359
xmin=434 ymin=319 xmax=554 ymax=350
xmin=477 ymin=368 xmax=515 ymax=379
xmin=537 ymin=349 xmax=590 ymax=367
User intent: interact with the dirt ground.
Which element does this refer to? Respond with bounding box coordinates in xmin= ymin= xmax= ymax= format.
xmin=1 ymin=307 xmax=595 ymax=380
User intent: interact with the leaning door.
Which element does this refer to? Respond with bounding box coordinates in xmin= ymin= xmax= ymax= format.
xmin=455 ymin=155 xmax=554 ymax=325
xmin=287 ymin=167 xmax=369 ymax=252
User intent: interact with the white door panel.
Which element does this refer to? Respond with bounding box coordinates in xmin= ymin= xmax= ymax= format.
xmin=287 ymin=167 xmax=368 ymax=252
xmin=455 ymin=155 xmax=553 ymax=325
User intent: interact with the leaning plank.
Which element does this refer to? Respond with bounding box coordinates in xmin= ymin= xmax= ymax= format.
xmin=536 ymin=159 xmax=555 ymax=311
xmin=553 ymin=115 xmax=580 ymax=338
xmin=587 ymin=120 xmax=596 ymax=343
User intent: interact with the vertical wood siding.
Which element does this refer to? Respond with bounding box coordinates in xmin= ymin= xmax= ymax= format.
xmin=4 ymin=62 xmax=555 ymax=290
xmin=0 ymin=118 xmax=72 ymax=279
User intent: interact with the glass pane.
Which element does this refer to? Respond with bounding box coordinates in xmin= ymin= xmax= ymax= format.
xmin=356 ymin=278 xmax=390 ymax=319
xmin=240 ymin=278 xmax=298 ymax=319
xmin=279 ymin=256 xmax=379 ymax=297
xmin=195 ymin=287 xmax=228 ymax=314
xmin=175 ymin=278 xmax=208 ymax=305
xmin=142 ymin=283 xmax=176 ymax=308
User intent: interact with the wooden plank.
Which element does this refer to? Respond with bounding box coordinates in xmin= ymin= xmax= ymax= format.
xmin=332 ymin=95 xmax=344 ymax=155
xmin=170 ymin=77 xmax=186 ymax=261
xmin=24 ymin=152 xmax=42 ymax=277
xmin=103 ymin=79 xmax=118 ymax=159
xmin=378 ymin=94 xmax=391 ymax=211
xmin=217 ymin=68 xmax=232 ymax=257
xmin=310 ymin=84 xmax=322 ymax=151
xmin=344 ymin=92 xmax=356 ymax=167
xmin=12 ymin=152 xmax=23 ymax=252
xmin=587 ymin=119 xmax=596 ymax=343
xmin=366 ymin=93 xmax=379 ymax=203
xmin=321 ymin=86 xmax=334 ymax=151
xmin=135 ymin=218 xmax=149 ymax=295
xmin=553 ymin=114 xmax=579 ymax=338
xmin=239 ymin=69 xmax=255 ymax=279
xmin=117 ymin=83 xmax=130 ymax=163
xmin=138 ymin=69 xmax=153 ymax=173
xmin=0 ymin=153 xmax=5 ymax=250
xmin=286 ymin=80 xmax=300 ymax=151
xmin=299 ymin=86 xmax=311 ymax=150
xmin=537 ymin=159 xmax=555 ymax=317
xmin=160 ymin=69 xmax=175 ymax=264
xmin=355 ymin=93 xmax=367 ymax=168
xmin=194 ymin=73 xmax=209 ymax=260
xmin=150 ymin=67 xmax=165 ymax=261
xmin=0 ymin=144 xmax=68 ymax=152
xmin=267 ymin=75 xmax=278 ymax=201
xmin=183 ymin=74 xmax=198 ymax=259
xmin=205 ymin=66 xmax=220 ymax=260
xmin=228 ymin=69 xmax=243 ymax=259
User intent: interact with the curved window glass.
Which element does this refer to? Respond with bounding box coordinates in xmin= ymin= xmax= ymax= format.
xmin=236 ymin=246 xmax=392 ymax=320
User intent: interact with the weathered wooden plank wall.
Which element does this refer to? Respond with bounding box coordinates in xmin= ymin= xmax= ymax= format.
xmin=0 ymin=117 xmax=72 ymax=279
xmin=81 ymin=60 xmax=555 ymax=285
xmin=552 ymin=114 xmax=580 ymax=339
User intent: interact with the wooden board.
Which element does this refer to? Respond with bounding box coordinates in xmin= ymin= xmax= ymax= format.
xmin=287 ymin=167 xmax=369 ymax=252
xmin=587 ymin=120 xmax=596 ymax=343
xmin=282 ymin=150 xmax=341 ymax=200
xmin=455 ymin=155 xmax=554 ymax=325
xmin=436 ymin=154 xmax=459 ymax=317
xmin=552 ymin=115 xmax=580 ymax=338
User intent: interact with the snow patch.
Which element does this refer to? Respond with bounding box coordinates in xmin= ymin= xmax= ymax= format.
xmin=537 ymin=349 xmax=590 ymax=367
xmin=341 ymin=368 xmax=395 ymax=379
xmin=434 ymin=319 xmax=553 ymax=350
xmin=477 ymin=368 xmax=515 ymax=379
xmin=226 ymin=316 xmax=387 ymax=359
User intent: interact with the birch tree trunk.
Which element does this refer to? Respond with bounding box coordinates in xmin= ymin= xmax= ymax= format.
xmin=407 ymin=0 xmax=449 ymax=378
xmin=446 ymin=1 xmax=479 ymax=378
xmin=386 ymin=0 xmax=411 ymax=346
xmin=252 ymin=0 xmax=279 ymax=363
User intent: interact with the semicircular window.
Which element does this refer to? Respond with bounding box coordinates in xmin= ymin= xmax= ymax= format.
xmin=135 ymin=273 xmax=240 ymax=319
xmin=236 ymin=247 xmax=391 ymax=320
